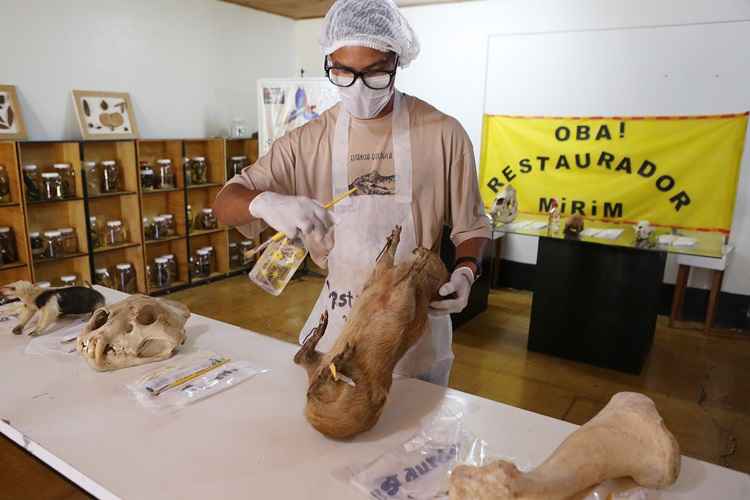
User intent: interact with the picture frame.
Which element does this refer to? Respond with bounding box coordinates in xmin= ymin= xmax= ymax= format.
xmin=0 ymin=84 xmax=28 ymax=140
xmin=72 ymin=90 xmax=140 ymax=140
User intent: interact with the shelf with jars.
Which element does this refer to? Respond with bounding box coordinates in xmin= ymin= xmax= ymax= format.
xmin=18 ymin=142 xmax=89 ymax=284
xmin=91 ymin=245 xmax=146 ymax=294
xmin=0 ymin=141 xmax=32 ymax=283
xmin=187 ymin=231 xmax=229 ymax=284
xmin=143 ymin=237 xmax=189 ymax=294
xmin=227 ymin=227 xmax=257 ymax=272
xmin=225 ymin=137 xmax=258 ymax=180
xmin=183 ymin=139 xmax=225 ymax=188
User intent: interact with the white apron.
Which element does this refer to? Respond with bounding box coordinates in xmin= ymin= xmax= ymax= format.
xmin=298 ymin=92 xmax=454 ymax=386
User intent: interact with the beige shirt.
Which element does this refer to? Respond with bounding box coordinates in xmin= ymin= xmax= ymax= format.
xmin=223 ymin=94 xmax=490 ymax=251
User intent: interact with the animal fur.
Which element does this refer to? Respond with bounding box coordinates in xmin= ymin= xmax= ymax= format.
xmin=0 ymin=281 xmax=105 ymax=336
xmin=294 ymin=226 xmax=449 ymax=439
xmin=564 ymin=214 xmax=585 ymax=236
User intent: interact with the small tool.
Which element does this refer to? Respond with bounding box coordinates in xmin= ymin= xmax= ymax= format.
xmin=150 ymin=358 xmax=230 ymax=396
xmin=244 ymin=187 xmax=358 ymax=260
xmin=329 ymin=362 xmax=356 ymax=387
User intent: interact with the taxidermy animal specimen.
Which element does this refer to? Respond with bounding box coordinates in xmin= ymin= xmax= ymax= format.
xmin=449 ymin=392 xmax=681 ymax=500
xmin=294 ymin=226 xmax=449 ymax=439
xmin=564 ymin=214 xmax=584 ymax=236
xmin=0 ymin=281 xmax=104 ymax=336
xmin=77 ymin=295 xmax=190 ymax=371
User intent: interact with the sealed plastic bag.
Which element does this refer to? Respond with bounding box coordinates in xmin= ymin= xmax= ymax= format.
xmin=346 ymin=396 xmax=498 ymax=500
xmin=128 ymin=352 xmax=269 ymax=414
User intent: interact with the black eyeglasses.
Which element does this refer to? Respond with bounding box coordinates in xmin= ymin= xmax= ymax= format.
xmin=324 ymin=56 xmax=399 ymax=90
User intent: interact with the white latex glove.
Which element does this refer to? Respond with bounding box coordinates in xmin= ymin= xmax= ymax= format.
xmin=249 ymin=192 xmax=334 ymax=242
xmin=429 ymin=267 xmax=475 ymax=316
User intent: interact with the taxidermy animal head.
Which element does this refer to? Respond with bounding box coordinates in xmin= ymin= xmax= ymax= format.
xmin=294 ymin=226 xmax=448 ymax=439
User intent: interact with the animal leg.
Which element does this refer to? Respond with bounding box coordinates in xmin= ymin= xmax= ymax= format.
xmin=30 ymin=297 xmax=60 ymax=336
xmin=12 ymin=306 xmax=34 ymax=335
xmin=294 ymin=311 xmax=329 ymax=376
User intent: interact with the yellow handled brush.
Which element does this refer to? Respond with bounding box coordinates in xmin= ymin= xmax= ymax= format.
xmin=244 ymin=187 xmax=358 ymax=260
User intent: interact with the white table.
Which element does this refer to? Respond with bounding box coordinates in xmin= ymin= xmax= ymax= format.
xmin=1 ymin=288 xmax=748 ymax=499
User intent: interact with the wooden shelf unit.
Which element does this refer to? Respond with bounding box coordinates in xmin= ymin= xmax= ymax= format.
xmin=18 ymin=142 xmax=89 ymax=285
xmin=225 ymin=137 xmax=259 ymax=179
xmin=0 ymin=141 xmax=31 ymax=283
xmin=143 ymin=237 xmax=189 ymax=295
xmin=1 ymin=138 xmax=253 ymax=296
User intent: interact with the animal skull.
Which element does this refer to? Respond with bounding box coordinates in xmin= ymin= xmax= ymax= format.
xmin=492 ymin=184 xmax=518 ymax=224
xmin=77 ymin=295 xmax=190 ymax=371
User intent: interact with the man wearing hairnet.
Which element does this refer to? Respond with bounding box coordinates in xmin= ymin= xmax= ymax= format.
xmin=215 ymin=0 xmax=490 ymax=386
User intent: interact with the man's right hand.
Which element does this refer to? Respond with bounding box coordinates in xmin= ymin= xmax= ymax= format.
xmin=249 ymin=192 xmax=334 ymax=242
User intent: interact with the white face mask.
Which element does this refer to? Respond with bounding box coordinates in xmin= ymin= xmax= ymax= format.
xmin=338 ymin=78 xmax=394 ymax=119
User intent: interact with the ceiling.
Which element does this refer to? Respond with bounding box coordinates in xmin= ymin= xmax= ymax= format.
xmin=221 ymin=0 xmax=472 ymax=20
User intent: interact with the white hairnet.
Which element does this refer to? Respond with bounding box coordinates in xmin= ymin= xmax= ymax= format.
xmin=320 ymin=0 xmax=420 ymax=68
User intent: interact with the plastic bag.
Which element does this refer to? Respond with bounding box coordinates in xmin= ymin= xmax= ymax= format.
xmin=347 ymin=396 xmax=497 ymax=500
xmin=127 ymin=352 xmax=269 ymax=414
xmin=248 ymin=237 xmax=307 ymax=296
xmin=23 ymin=313 xmax=88 ymax=357
xmin=582 ymin=479 xmax=652 ymax=500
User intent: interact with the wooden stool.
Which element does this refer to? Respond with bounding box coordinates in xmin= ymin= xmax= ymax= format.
xmin=670 ymin=246 xmax=733 ymax=334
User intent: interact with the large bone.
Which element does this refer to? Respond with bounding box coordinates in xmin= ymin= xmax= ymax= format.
xmin=294 ymin=226 xmax=449 ymax=439
xmin=450 ymin=392 xmax=681 ymax=500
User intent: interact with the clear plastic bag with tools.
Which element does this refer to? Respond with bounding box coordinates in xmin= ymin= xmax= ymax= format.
xmin=127 ymin=351 xmax=269 ymax=414
xmin=248 ymin=236 xmax=307 ymax=296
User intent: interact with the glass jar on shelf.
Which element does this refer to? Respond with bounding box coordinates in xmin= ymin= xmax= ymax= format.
xmin=94 ymin=267 xmax=114 ymax=288
xmin=159 ymin=214 xmax=176 ymax=236
xmin=0 ymin=226 xmax=17 ymax=265
xmin=151 ymin=257 xmax=172 ymax=289
xmin=83 ymin=161 xmax=100 ymax=197
xmin=140 ymin=164 xmax=155 ymax=191
xmin=240 ymin=240 xmax=254 ymax=266
xmin=89 ymin=216 xmax=103 ymax=249
xmin=191 ymin=157 xmax=208 ymax=185
xmin=143 ymin=217 xmax=155 ymax=241
xmin=43 ymin=230 xmax=63 ymax=259
xmin=101 ymin=160 xmax=120 ymax=193
xmin=60 ymin=275 xmax=79 ymax=287
xmin=53 ymin=163 xmax=75 ymax=198
xmin=229 ymin=242 xmax=241 ymax=269
xmin=199 ymin=246 xmax=216 ymax=272
xmin=182 ymin=157 xmax=192 ymax=186
xmin=197 ymin=208 xmax=218 ymax=230
xmin=115 ymin=263 xmax=137 ymax=293
xmin=35 ymin=281 xmax=51 ymax=290
xmin=162 ymin=253 xmax=178 ymax=282
xmin=152 ymin=216 xmax=169 ymax=240
xmin=41 ymin=172 xmax=64 ymax=201
xmin=22 ymin=165 xmax=43 ymax=202
xmin=194 ymin=248 xmax=212 ymax=278
xmin=0 ymin=165 xmax=11 ymax=203
xmin=106 ymin=220 xmax=127 ymax=246
xmin=228 ymin=156 xmax=247 ymax=178
xmin=29 ymin=232 xmax=44 ymax=260
xmin=156 ymin=159 xmax=175 ymax=189
xmin=59 ymin=227 xmax=79 ymax=254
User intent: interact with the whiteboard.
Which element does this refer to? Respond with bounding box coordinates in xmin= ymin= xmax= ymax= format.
xmin=484 ymin=21 xmax=750 ymax=116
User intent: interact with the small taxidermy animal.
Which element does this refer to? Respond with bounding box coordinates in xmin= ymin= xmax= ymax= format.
xmin=0 ymin=281 xmax=105 ymax=336
xmin=564 ymin=214 xmax=585 ymax=236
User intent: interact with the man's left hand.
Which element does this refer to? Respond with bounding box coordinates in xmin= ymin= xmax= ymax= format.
xmin=429 ymin=267 xmax=475 ymax=316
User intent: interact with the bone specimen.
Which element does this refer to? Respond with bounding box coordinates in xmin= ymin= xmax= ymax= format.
xmin=77 ymin=295 xmax=190 ymax=371
xmin=294 ymin=226 xmax=449 ymax=439
xmin=449 ymin=392 xmax=681 ymax=500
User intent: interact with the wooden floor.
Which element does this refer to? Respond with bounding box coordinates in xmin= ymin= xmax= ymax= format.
xmin=3 ymin=274 xmax=749 ymax=498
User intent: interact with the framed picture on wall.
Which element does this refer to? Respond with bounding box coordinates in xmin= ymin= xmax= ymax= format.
xmin=72 ymin=90 xmax=140 ymax=140
xmin=0 ymin=84 xmax=28 ymax=140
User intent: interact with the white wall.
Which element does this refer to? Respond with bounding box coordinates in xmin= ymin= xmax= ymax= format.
xmin=293 ymin=0 xmax=750 ymax=295
xmin=3 ymin=0 xmax=296 ymax=140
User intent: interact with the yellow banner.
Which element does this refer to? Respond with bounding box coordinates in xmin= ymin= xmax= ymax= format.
xmin=479 ymin=114 xmax=748 ymax=232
